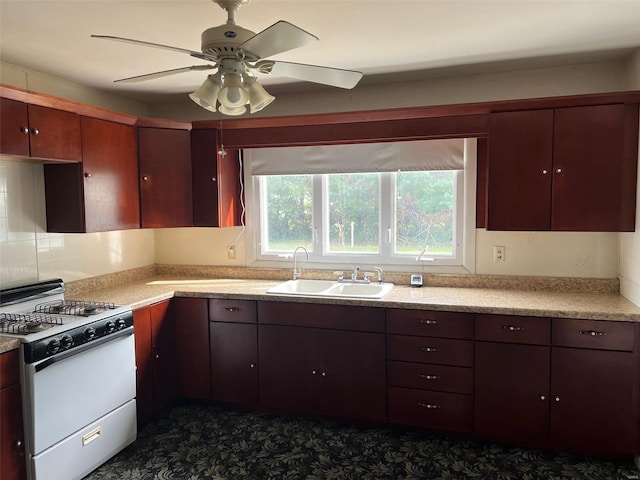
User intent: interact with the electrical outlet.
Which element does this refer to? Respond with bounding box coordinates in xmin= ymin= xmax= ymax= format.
xmin=493 ymin=245 xmax=505 ymax=263
xmin=227 ymin=246 xmax=236 ymax=259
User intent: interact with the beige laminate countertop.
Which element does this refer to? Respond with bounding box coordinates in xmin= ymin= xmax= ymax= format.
xmin=3 ymin=275 xmax=639 ymax=355
xmin=67 ymin=275 xmax=640 ymax=321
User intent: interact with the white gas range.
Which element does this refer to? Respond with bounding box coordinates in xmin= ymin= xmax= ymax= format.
xmin=0 ymin=279 xmax=137 ymax=480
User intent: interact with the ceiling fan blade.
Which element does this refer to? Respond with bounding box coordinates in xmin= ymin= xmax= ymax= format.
xmin=239 ymin=21 xmax=318 ymax=59
xmin=268 ymin=61 xmax=363 ymax=89
xmin=114 ymin=65 xmax=216 ymax=83
xmin=91 ymin=35 xmax=216 ymax=62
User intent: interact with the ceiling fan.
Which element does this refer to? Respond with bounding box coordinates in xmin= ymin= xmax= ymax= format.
xmin=92 ymin=0 xmax=363 ymax=116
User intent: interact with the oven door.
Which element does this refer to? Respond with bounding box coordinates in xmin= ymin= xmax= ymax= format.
xmin=22 ymin=328 xmax=136 ymax=456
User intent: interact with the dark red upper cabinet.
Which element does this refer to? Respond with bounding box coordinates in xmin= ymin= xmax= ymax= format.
xmin=44 ymin=117 xmax=139 ymax=232
xmin=191 ymin=129 xmax=243 ymax=228
xmin=487 ymin=109 xmax=554 ymax=230
xmin=0 ymin=98 xmax=81 ymax=162
xmin=486 ymin=104 xmax=638 ymax=232
xmin=138 ymin=127 xmax=193 ymax=228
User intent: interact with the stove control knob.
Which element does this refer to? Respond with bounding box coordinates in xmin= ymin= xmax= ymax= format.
xmin=60 ymin=335 xmax=73 ymax=350
xmin=115 ymin=318 xmax=126 ymax=330
xmin=104 ymin=321 xmax=116 ymax=334
xmin=48 ymin=339 xmax=61 ymax=354
xmin=84 ymin=327 xmax=96 ymax=340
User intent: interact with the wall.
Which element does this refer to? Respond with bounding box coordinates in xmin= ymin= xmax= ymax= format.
xmin=0 ymin=160 xmax=155 ymax=288
xmin=1 ymin=54 xmax=638 ymax=287
xmin=619 ymin=51 xmax=640 ymax=305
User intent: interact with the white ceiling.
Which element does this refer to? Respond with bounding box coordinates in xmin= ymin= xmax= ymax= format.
xmin=1 ymin=0 xmax=639 ymax=104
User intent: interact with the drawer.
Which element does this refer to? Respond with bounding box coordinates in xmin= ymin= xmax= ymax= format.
xmin=552 ymin=318 xmax=635 ymax=351
xmin=388 ymin=361 xmax=473 ymax=394
xmin=387 ymin=335 xmax=473 ymax=367
xmin=209 ymin=299 xmax=257 ymax=323
xmin=475 ymin=314 xmax=550 ymax=345
xmin=387 ymin=309 xmax=473 ymax=339
xmin=257 ymin=301 xmax=385 ymax=333
xmin=388 ymin=387 xmax=473 ymax=433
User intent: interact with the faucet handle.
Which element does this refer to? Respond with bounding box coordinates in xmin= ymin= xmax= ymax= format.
xmin=335 ymin=271 xmax=344 ymax=281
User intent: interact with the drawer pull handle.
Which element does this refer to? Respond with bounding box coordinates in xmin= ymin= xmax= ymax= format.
xmin=224 ymin=307 xmax=241 ymax=312
xmin=420 ymin=347 xmax=438 ymax=353
xmin=418 ymin=374 xmax=440 ymax=380
xmin=579 ymin=330 xmax=605 ymax=337
xmin=418 ymin=402 xmax=440 ymax=409
xmin=418 ymin=319 xmax=438 ymax=325
xmin=501 ymin=325 xmax=523 ymax=332
xmin=82 ymin=426 xmax=101 ymax=446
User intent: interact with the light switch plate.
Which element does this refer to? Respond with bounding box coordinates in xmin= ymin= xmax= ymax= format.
xmin=410 ymin=274 xmax=423 ymax=287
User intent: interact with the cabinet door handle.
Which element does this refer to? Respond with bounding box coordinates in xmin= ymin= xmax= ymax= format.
xmin=418 ymin=402 xmax=440 ymax=409
xmin=540 ymin=395 xmax=546 ymax=401
xmin=542 ymin=169 xmax=548 ymax=175
xmin=212 ymin=177 xmax=217 ymax=182
xmin=224 ymin=307 xmax=241 ymax=312
xmin=418 ymin=374 xmax=440 ymax=380
xmin=579 ymin=330 xmax=605 ymax=337
xmin=30 ymin=128 xmax=40 ymax=135
xmin=84 ymin=172 xmax=92 ymax=178
xmin=420 ymin=346 xmax=438 ymax=353
xmin=554 ymin=396 xmax=560 ymax=402
xmin=20 ymin=127 xmax=29 ymax=135
xmin=501 ymin=325 xmax=523 ymax=332
xmin=418 ymin=319 xmax=438 ymax=325
xmin=312 ymin=370 xmax=317 ymax=375
xmin=142 ymin=176 xmax=149 ymax=181
xmin=555 ymin=168 xmax=562 ymax=174
xmin=249 ymin=363 xmax=255 ymax=368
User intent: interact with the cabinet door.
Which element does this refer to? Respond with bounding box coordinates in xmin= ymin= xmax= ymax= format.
xmin=27 ymin=105 xmax=81 ymax=162
xmin=486 ymin=109 xmax=554 ymax=230
xmin=550 ymin=347 xmax=635 ymax=456
xmin=191 ymin=130 xmax=242 ymax=228
xmin=173 ymin=298 xmax=210 ymax=399
xmin=139 ymin=127 xmax=193 ymax=228
xmin=132 ymin=306 xmax=154 ymax=423
xmin=1 ymin=383 xmax=26 ymax=480
xmin=552 ymin=104 xmax=632 ymax=231
xmin=0 ymin=98 xmax=29 ymax=156
xmin=44 ymin=117 xmax=140 ymax=233
xmin=210 ymin=322 xmax=258 ymax=405
xmin=81 ymin=117 xmax=139 ymax=231
xmin=318 ymin=329 xmax=386 ymax=422
xmin=150 ymin=301 xmax=177 ymax=413
xmin=258 ymin=325 xmax=320 ymax=414
xmin=475 ymin=342 xmax=550 ymax=447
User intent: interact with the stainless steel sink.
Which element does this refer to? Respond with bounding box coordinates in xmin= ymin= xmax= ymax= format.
xmin=266 ymin=279 xmax=394 ymax=299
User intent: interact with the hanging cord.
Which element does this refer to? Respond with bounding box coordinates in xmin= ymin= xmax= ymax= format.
xmin=218 ymin=118 xmax=246 ymax=251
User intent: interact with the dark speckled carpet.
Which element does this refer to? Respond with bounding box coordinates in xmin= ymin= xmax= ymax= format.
xmin=83 ymin=401 xmax=639 ymax=480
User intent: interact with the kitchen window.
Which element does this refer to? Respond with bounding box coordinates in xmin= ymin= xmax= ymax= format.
xmin=244 ymin=139 xmax=476 ymax=273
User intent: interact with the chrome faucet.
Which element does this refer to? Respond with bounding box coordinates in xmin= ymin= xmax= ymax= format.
xmin=351 ymin=266 xmax=360 ymax=281
xmin=373 ymin=266 xmax=383 ymax=283
xmin=292 ymin=246 xmax=309 ymax=280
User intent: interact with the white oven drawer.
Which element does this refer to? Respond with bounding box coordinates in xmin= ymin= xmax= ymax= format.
xmin=22 ymin=330 xmax=136 ymax=455
xmin=30 ymin=399 xmax=136 ymax=480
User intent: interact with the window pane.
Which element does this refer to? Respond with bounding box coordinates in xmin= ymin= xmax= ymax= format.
xmin=327 ymin=173 xmax=379 ymax=254
xmin=262 ymin=175 xmax=312 ymax=252
xmin=396 ymin=171 xmax=455 ymax=256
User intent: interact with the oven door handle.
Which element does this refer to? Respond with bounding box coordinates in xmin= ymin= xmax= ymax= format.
xmin=35 ymin=327 xmax=133 ymax=373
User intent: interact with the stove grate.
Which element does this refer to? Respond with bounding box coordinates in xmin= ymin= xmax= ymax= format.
xmin=0 ymin=313 xmax=65 ymax=334
xmin=34 ymin=300 xmax=116 ymax=317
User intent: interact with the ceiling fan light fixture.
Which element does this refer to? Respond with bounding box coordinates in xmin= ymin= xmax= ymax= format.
xmin=219 ymin=73 xmax=249 ymax=108
xmin=189 ymin=74 xmax=222 ymax=112
xmin=246 ymin=77 xmax=275 ymax=113
xmin=219 ymin=104 xmax=247 ymax=116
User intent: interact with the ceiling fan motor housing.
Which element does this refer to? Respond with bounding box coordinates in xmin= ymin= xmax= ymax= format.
xmin=201 ymin=24 xmax=257 ymax=60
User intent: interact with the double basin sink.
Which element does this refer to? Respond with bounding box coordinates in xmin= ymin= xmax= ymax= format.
xmin=266 ymin=279 xmax=394 ymax=299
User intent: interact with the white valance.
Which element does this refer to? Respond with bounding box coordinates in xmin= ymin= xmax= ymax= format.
xmin=245 ymin=139 xmax=464 ymax=175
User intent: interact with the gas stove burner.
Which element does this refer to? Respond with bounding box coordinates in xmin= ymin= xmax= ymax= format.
xmin=0 ymin=313 xmax=65 ymax=334
xmin=35 ymin=299 xmax=116 ymax=317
